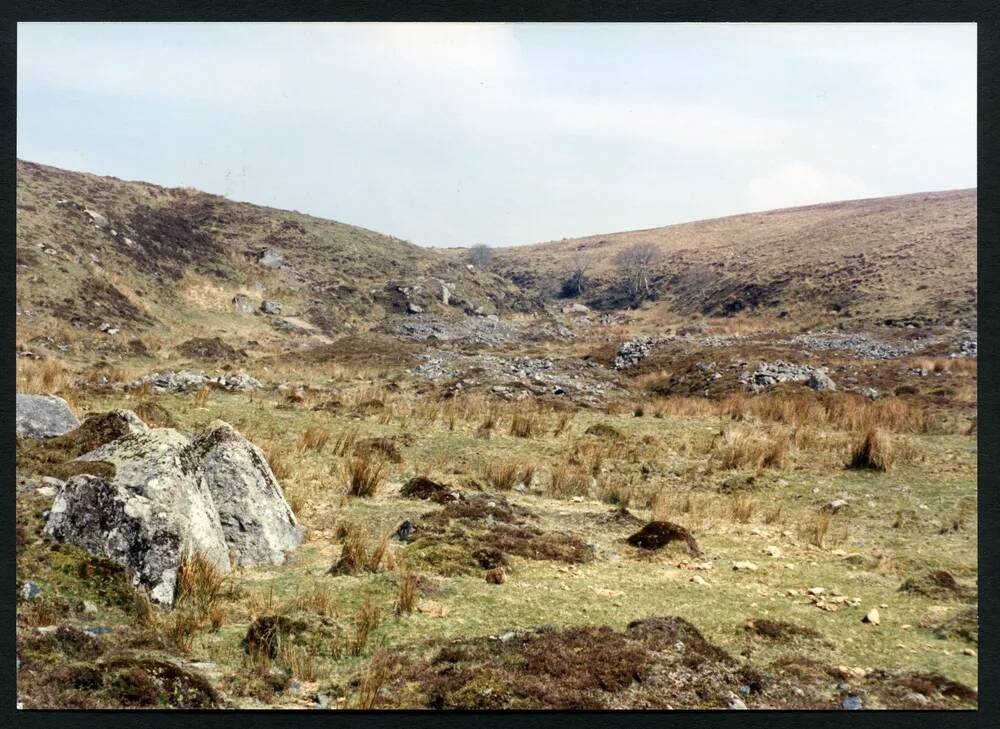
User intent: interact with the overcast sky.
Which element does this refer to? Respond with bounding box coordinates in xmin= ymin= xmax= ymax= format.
xmin=17 ymin=22 xmax=976 ymax=247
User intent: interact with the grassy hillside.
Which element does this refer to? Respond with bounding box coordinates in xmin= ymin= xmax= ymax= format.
xmin=16 ymin=160 xmax=539 ymax=358
xmin=492 ymin=190 xmax=977 ymax=327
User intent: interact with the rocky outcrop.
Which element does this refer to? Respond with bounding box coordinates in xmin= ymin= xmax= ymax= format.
xmin=16 ymin=394 xmax=80 ymax=439
xmin=128 ymin=370 xmax=262 ymax=393
xmin=43 ymin=418 xmax=301 ymax=604
xmin=190 ymin=421 xmax=302 ymax=566
xmin=256 ymin=249 xmax=285 ymax=269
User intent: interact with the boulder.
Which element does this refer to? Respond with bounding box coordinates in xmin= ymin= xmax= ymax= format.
xmin=256 ymin=249 xmax=285 ymax=269
xmin=260 ymin=300 xmax=282 ymax=315
xmin=16 ymin=394 xmax=80 ymax=439
xmin=189 ymin=421 xmax=302 ymax=566
xmin=806 ymin=371 xmax=837 ymax=391
xmin=49 ymin=428 xmax=231 ymax=603
xmin=232 ymin=295 xmax=255 ymax=315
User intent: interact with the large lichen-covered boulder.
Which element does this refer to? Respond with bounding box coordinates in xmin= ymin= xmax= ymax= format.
xmin=47 ymin=428 xmax=232 ymax=603
xmin=16 ymin=394 xmax=80 ymax=439
xmin=190 ymin=421 xmax=302 ymax=566
xmin=44 ymin=474 xmax=190 ymax=604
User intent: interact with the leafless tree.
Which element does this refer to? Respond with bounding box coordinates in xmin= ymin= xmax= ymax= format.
xmin=468 ymin=244 xmax=493 ymax=267
xmin=614 ymin=242 xmax=661 ymax=304
xmin=560 ymin=252 xmax=590 ymax=298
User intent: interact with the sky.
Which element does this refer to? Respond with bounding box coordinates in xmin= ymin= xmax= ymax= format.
xmin=17 ymin=23 xmax=976 ymax=247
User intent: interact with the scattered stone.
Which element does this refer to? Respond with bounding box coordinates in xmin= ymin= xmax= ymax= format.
xmin=395 ymin=520 xmax=414 ymax=542
xmin=762 ymin=545 xmax=782 ymax=558
xmin=863 ymin=608 xmax=881 ymax=625
xmin=21 ymin=581 xmax=42 ymax=600
xmin=16 ymin=394 xmax=80 ymax=439
xmin=260 ymin=300 xmax=282 ymax=315
xmin=824 ymin=499 xmax=849 ymax=514
xmin=732 ymin=561 xmax=758 ymax=572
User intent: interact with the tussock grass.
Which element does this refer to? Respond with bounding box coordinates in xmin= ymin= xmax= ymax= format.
xmin=298 ymin=425 xmax=331 ymax=453
xmin=847 ymin=428 xmax=894 ymax=472
xmin=350 ymin=597 xmax=381 ymax=656
xmin=355 ymin=651 xmax=394 ymax=708
xmin=548 ymin=460 xmax=591 ymax=499
xmin=395 ymin=571 xmax=419 ymax=616
xmin=259 ymin=439 xmax=293 ymax=481
xmin=344 ymin=452 xmax=386 ymax=497
xmin=483 ymin=460 xmax=532 ymax=491
xmin=175 ymin=551 xmax=228 ymax=628
xmin=716 ymin=426 xmax=789 ymax=471
xmin=510 ymin=412 xmax=537 ymax=438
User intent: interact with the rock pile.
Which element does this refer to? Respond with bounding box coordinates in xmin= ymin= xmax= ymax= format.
xmin=614 ymin=337 xmax=663 ymax=370
xmin=44 ymin=413 xmax=301 ymax=603
xmin=128 ymin=370 xmax=262 ymax=393
xmin=741 ymin=361 xmax=836 ymax=393
xmin=789 ymin=331 xmax=935 ymax=359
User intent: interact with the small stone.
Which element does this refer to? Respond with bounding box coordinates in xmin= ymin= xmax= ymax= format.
xmin=732 ymin=561 xmax=758 ymax=572
xmin=963 ymin=648 xmax=976 ymax=657
xmin=21 ymin=581 xmax=42 ymax=600
xmin=499 ymin=631 xmax=517 ymax=643
xmin=690 ymin=575 xmax=708 ymax=585
xmin=80 ymin=600 xmax=99 ymax=616
xmin=807 ymin=587 xmax=826 ymax=596
xmin=905 ymin=692 xmax=930 ymax=706
xmin=863 ymin=608 xmax=880 ymax=625
xmin=762 ymin=545 xmax=782 ymax=558
xmin=315 ymin=693 xmax=330 ymax=709
xmin=84 ymin=626 xmax=112 ymax=636
xmin=841 ymin=696 xmax=863 ymax=710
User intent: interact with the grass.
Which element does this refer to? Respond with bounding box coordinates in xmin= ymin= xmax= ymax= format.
xmin=17 ymin=366 xmax=978 ymax=708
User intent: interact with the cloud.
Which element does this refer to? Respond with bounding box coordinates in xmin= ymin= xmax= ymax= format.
xmin=746 ymin=162 xmax=870 ymax=211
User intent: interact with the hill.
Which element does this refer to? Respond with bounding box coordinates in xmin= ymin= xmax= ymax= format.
xmin=492 ymin=190 xmax=977 ymax=327
xmin=16 ymin=160 xmax=539 ymax=357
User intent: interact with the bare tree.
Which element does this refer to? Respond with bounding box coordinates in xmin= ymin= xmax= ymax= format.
xmin=559 ymin=252 xmax=590 ymax=298
xmin=468 ymin=244 xmax=493 ymax=267
xmin=614 ymin=243 xmax=661 ymax=304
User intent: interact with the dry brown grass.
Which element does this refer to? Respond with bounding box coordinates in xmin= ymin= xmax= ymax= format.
xmin=16 ymin=357 xmax=73 ymax=394
xmin=174 ymin=551 xmax=228 ymax=627
xmin=279 ymin=644 xmax=319 ymax=682
xmin=192 ymin=385 xmax=211 ymax=408
xmin=727 ymin=495 xmax=757 ymax=524
xmin=350 ymin=597 xmax=381 ymax=656
xmin=355 ymin=650 xmax=394 ymax=708
xmin=803 ymin=511 xmax=833 ymax=548
xmin=336 ymin=523 xmax=369 ymax=575
xmin=333 ymin=427 xmax=361 ymax=457
xmin=483 ymin=460 xmax=531 ymax=491
xmin=847 ymin=428 xmax=894 ymax=472
xmin=344 ymin=452 xmax=386 ymax=497
xmin=509 ymin=412 xmax=537 ymax=438
xmin=298 ymin=425 xmax=331 ymax=453
xmin=552 ymin=411 xmax=574 ymax=437
xmin=548 ymin=460 xmax=591 ymax=499
xmin=292 ymin=581 xmax=334 ymax=617
xmin=913 ymin=356 xmax=977 ymax=376
xmin=367 ymin=531 xmax=395 ymax=572
xmin=395 ymin=571 xmax=419 ymax=616
xmin=716 ymin=426 xmax=789 ymax=471
xmin=259 ymin=439 xmax=293 ymax=481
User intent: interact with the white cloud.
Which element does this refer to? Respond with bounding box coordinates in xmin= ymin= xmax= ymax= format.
xmin=746 ymin=162 xmax=870 ymax=212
